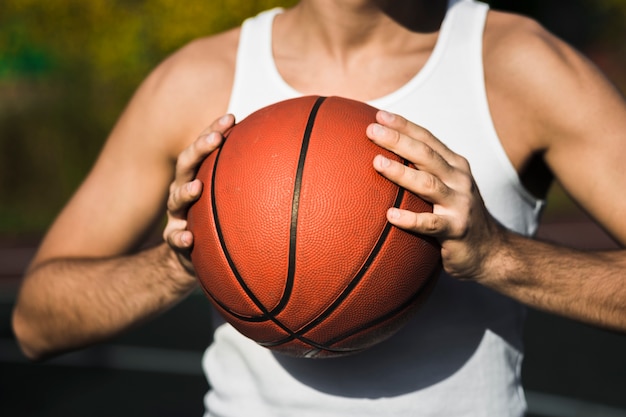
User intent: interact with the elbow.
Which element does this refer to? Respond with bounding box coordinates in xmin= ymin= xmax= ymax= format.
xmin=11 ymin=305 xmax=52 ymax=362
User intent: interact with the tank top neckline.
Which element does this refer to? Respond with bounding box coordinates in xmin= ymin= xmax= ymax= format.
xmin=260 ymin=4 xmax=461 ymax=108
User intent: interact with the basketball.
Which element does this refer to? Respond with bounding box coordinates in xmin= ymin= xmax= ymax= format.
xmin=188 ymin=96 xmax=441 ymax=358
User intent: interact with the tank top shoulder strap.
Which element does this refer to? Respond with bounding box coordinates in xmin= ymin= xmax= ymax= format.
xmin=437 ymin=0 xmax=489 ymax=71
xmin=228 ymin=8 xmax=294 ymax=120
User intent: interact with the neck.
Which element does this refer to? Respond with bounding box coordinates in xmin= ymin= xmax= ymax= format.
xmin=272 ymin=0 xmax=448 ymax=101
xmin=279 ymin=0 xmax=447 ymax=59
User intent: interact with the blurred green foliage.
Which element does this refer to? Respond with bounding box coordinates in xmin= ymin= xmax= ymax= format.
xmin=0 ymin=0 xmax=297 ymax=235
xmin=0 ymin=0 xmax=624 ymax=236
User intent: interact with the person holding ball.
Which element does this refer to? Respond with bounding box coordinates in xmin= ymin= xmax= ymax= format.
xmin=13 ymin=0 xmax=626 ymax=415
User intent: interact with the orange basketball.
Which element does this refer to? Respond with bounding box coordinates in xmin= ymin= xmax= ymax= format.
xmin=188 ymin=96 xmax=440 ymax=358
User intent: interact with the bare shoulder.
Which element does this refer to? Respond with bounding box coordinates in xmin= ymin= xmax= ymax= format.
xmin=483 ymin=10 xmax=558 ymax=58
xmin=483 ymin=10 xmax=624 ymax=151
xmin=483 ymin=10 xmax=591 ymax=91
xmin=150 ymin=28 xmax=239 ymax=103
xmin=130 ymin=27 xmax=241 ymax=157
xmin=31 ymin=28 xmax=241 ymax=261
xmin=483 ymin=10 xmax=626 ymax=243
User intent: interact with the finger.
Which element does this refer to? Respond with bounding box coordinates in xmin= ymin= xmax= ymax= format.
xmin=175 ymin=132 xmax=222 ymax=185
xmin=387 ymin=207 xmax=451 ymax=237
xmin=373 ymin=155 xmax=453 ymax=204
xmin=172 ymin=230 xmax=194 ymax=249
xmin=167 ymin=179 xmax=203 ymax=217
xmin=375 ymin=110 xmax=461 ymax=166
xmin=163 ymin=218 xmax=194 ymax=249
xmin=198 ymin=113 xmax=235 ymax=138
xmin=368 ymin=122 xmax=455 ymax=181
xmin=175 ymin=114 xmax=235 ymax=185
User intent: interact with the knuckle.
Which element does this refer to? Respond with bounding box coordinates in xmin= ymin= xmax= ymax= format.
xmin=421 ymin=143 xmax=439 ymax=162
xmin=164 ymin=221 xmax=189 ymax=248
xmin=166 ymin=195 xmax=176 ymax=213
xmin=397 ymin=162 xmax=412 ymax=179
xmin=452 ymin=154 xmax=471 ymax=171
xmin=169 ymin=179 xmax=181 ymax=197
xmin=407 ymin=141 xmax=429 ymax=164
xmin=419 ymin=172 xmax=446 ymax=197
xmin=421 ymin=173 xmax=438 ymax=194
xmin=163 ymin=228 xmax=176 ymax=246
xmin=170 ymin=232 xmax=183 ymax=249
xmin=414 ymin=127 xmax=433 ymax=143
xmin=168 ymin=187 xmax=187 ymax=214
xmin=427 ymin=219 xmax=441 ymax=234
xmin=175 ymin=150 xmax=191 ymax=173
xmin=192 ymin=134 xmax=207 ymax=152
xmin=458 ymin=171 xmax=473 ymax=190
xmin=167 ymin=189 xmax=179 ymax=211
xmin=394 ymin=113 xmax=409 ymax=128
xmin=451 ymin=218 xmax=469 ymax=239
xmin=417 ymin=214 xmax=440 ymax=234
xmin=180 ymin=137 xmax=206 ymax=166
xmin=388 ymin=128 xmax=402 ymax=146
xmin=163 ymin=228 xmax=179 ymax=247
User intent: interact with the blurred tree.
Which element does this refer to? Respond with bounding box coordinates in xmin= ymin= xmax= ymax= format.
xmin=0 ymin=0 xmax=297 ymax=235
xmin=0 ymin=0 xmax=624 ymax=235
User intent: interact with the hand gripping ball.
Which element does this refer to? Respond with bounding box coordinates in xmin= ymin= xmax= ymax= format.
xmin=188 ymin=96 xmax=441 ymax=358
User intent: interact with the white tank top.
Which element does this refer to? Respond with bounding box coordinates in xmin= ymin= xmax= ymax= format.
xmin=203 ymin=1 xmax=545 ymax=416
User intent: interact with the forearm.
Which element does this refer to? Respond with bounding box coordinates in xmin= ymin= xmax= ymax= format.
xmin=12 ymin=243 xmax=196 ymax=360
xmin=481 ymin=231 xmax=626 ymax=332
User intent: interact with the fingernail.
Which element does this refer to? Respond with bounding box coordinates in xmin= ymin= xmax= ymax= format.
xmin=377 ymin=155 xmax=391 ymax=168
xmin=388 ymin=207 xmax=400 ymax=220
xmin=379 ymin=110 xmax=394 ymax=123
xmin=372 ymin=123 xmax=385 ymax=136
xmin=219 ymin=114 xmax=231 ymax=125
xmin=205 ymin=132 xmax=217 ymax=144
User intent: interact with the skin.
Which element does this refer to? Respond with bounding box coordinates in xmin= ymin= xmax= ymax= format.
xmin=12 ymin=0 xmax=626 ymax=361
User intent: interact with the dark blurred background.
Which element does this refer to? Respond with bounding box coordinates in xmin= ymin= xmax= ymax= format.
xmin=1 ymin=0 xmax=625 ymax=416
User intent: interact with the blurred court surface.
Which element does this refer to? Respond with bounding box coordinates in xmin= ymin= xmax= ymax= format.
xmin=2 ymin=213 xmax=626 ymax=417
xmin=2 ymin=1 xmax=626 ymax=416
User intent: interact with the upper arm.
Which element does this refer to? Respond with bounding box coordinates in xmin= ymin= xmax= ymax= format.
xmin=31 ymin=33 xmax=237 ymax=265
xmin=542 ymin=55 xmax=626 ymax=244
xmin=484 ymin=12 xmax=626 ymax=245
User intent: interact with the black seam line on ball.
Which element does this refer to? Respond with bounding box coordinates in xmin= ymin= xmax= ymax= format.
xmin=321 ymin=269 xmax=434 ymax=349
xmin=261 ymin=241 xmax=433 ymax=354
xmin=261 ymin=183 xmax=407 ymax=348
xmin=259 ymin=279 xmax=428 ymax=354
xmin=196 ymin=145 xmax=262 ymax=321
xmin=263 ymin=156 xmax=417 ymax=348
xmin=209 ymin=97 xmax=327 ymax=343
xmin=269 ymin=95 xmax=327 ymax=317
xmin=209 ymin=128 xmax=272 ymax=322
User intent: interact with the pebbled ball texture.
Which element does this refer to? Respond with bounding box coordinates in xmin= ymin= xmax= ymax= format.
xmin=188 ymin=96 xmax=441 ymax=358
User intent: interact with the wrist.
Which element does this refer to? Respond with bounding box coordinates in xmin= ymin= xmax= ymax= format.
xmin=476 ymin=228 xmax=530 ymax=292
xmin=157 ymin=243 xmax=198 ymax=296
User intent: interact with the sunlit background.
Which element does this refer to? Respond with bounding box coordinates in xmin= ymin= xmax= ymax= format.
xmin=1 ymin=1 xmax=625 ymax=416
xmin=1 ymin=0 xmax=625 ymax=236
